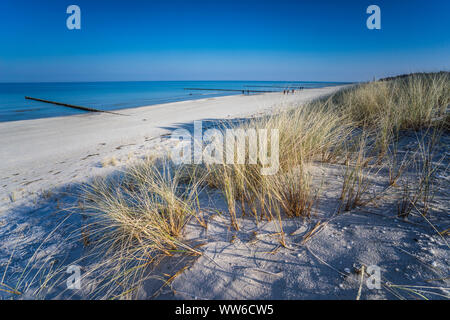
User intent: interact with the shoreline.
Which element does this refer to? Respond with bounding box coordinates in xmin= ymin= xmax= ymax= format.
xmin=0 ymin=82 xmax=351 ymax=123
xmin=0 ymin=86 xmax=347 ymax=209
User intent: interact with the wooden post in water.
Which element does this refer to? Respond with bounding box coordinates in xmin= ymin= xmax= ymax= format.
xmin=25 ymin=96 xmax=123 ymax=115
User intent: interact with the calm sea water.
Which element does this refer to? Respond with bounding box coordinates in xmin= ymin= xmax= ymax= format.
xmin=0 ymin=81 xmax=346 ymax=122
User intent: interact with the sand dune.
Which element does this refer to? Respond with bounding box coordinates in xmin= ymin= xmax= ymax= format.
xmin=1 ymin=83 xmax=447 ymax=300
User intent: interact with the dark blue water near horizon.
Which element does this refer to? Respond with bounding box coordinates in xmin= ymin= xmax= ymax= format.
xmin=0 ymin=81 xmax=349 ymax=122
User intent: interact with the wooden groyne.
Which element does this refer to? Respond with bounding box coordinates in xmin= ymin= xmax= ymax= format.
xmin=25 ymin=97 xmax=124 ymax=115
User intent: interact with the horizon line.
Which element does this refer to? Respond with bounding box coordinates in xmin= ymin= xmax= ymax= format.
xmin=0 ymin=80 xmax=356 ymax=84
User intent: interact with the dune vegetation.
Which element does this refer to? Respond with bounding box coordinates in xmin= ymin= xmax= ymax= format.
xmin=12 ymin=72 xmax=447 ymax=299
xmin=75 ymin=72 xmax=450 ymax=298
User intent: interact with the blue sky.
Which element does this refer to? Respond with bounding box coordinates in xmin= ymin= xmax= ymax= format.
xmin=0 ymin=0 xmax=449 ymax=82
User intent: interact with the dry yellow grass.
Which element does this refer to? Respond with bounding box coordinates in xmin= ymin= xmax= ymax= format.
xmin=72 ymin=159 xmax=205 ymax=298
xmin=76 ymin=71 xmax=449 ymax=298
xmin=84 ymin=159 xmax=203 ymax=256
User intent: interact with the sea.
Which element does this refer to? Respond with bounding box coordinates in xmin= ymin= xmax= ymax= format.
xmin=0 ymin=81 xmax=347 ymax=122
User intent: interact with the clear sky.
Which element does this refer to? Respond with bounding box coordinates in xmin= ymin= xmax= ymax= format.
xmin=0 ymin=0 xmax=449 ymax=82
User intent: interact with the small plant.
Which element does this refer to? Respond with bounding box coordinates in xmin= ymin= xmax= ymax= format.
xmin=397 ymin=129 xmax=443 ymax=218
xmin=269 ymin=164 xmax=319 ymax=218
xmin=101 ymin=157 xmax=119 ymax=167
xmin=219 ymin=165 xmax=239 ymax=230
xmin=397 ymin=180 xmax=415 ymax=218
xmin=339 ymin=135 xmax=374 ymax=212
xmin=76 ymin=159 xmax=203 ymax=298
xmin=387 ymin=142 xmax=410 ymax=187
